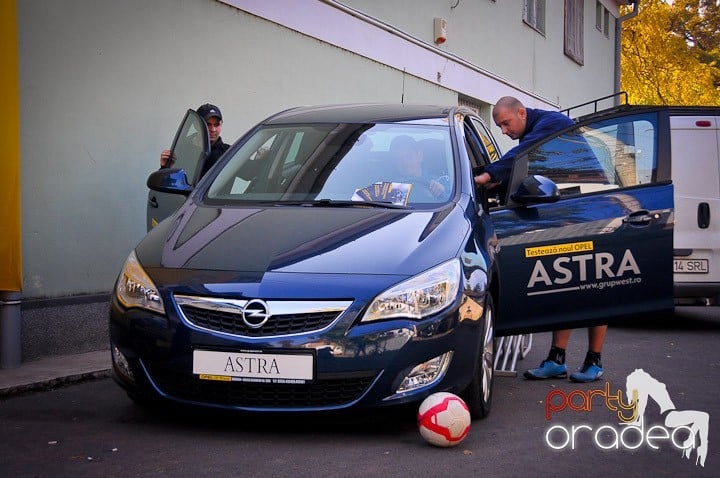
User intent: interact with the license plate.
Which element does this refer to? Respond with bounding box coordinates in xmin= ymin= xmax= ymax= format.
xmin=673 ymin=258 xmax=709 ymax=274
xmin=193 ymin=349 xmax=314 ymax=384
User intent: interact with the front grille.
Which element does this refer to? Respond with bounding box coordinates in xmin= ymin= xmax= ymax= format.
xmin=181 ymin=306 xmax=341 ymax=337
xmin=146 ymin=363 xmax=377 ymax=408
xmin=174 ymin=296 xmax=352 ymax=338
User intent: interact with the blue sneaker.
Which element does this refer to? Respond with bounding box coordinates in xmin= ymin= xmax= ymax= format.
xmin=569 ymin=363 xmax=603 ymax=383
xmin=523 ymin=359 xmax=567 ymax=380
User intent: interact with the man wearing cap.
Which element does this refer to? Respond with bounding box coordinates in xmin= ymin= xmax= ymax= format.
xmin=159 ymin=103 xmax=230 ymax=178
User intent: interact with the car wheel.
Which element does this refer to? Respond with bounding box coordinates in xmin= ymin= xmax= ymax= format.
xmin=462 ymin=294 xmax=495 ymax=419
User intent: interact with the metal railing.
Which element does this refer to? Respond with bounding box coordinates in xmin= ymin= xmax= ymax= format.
xmin=494 ymin=334 xmax=533 ymax=377
xmin=561 ymin=91 xmax=630 ymax=120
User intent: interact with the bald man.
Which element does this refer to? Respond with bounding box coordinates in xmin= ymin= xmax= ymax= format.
xmin=474 ymin=96 xmax=574 ymax=188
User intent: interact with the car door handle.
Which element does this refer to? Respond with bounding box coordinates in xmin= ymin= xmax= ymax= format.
xmin=622 ymin=210 xmax=653 ymax=227
xmin=698 ymin=202 xmax=710 ymax=229
xmin=148 ymin=196 xmax=159 ymax=208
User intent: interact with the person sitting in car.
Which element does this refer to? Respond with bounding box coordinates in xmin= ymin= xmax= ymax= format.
xmin=389 ymin=135 xmax=447 ymax=201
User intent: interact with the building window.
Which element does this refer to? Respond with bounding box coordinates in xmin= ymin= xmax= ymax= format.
xmin=603 ymin=8 xmax=610 ymax=36
xmin=523 ymin=0 xmax=546 ymax=35
xmin=564 ymin=0 xmax=584 ymax=65
xmin=459 ymin=97 xmax=491 ymax=125
xmin=596 ymin=1 xmax=610 ymax=37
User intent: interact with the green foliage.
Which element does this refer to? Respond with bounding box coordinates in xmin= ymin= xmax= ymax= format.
xmin=621 ymin=0 xmax=720 ymax=105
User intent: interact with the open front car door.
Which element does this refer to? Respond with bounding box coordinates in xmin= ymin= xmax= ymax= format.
xmin=490 ymin=111 xmax=674 ymax=335
xmin=146 ymin=109 xmax=210 ymax=231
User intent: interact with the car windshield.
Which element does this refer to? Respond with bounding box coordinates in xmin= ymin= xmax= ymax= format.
xmin=205 ymin=122 xmax=454 ymax=207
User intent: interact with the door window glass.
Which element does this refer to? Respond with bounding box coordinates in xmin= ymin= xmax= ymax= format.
xmin=463 ymin=123 xmax=488 ymax=169
xmin=470 ymin=118 xmax=501 ymax=162
xmin=526 ymin=113 xmax=658 ymax=195
xmin=173 ymin=113 xmax=209 ymax=185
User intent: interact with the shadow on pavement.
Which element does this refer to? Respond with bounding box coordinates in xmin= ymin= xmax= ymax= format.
xmin=118 ymin=396 xmax=421 ymax=436
xmin=615 ymin=306 xmax=719 ymax=332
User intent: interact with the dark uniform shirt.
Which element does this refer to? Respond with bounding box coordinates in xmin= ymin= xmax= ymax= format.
xmin=199 ymin=137 xmax=230 ymax=178
xmin=485 ymin=108 xmax=575 ymax=185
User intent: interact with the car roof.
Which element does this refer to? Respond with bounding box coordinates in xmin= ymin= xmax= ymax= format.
xmin=263 ymin=103 xmax=462 ymax=125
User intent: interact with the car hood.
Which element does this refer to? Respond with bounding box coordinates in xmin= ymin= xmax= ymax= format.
xmin=136 ymin=202 xmax=469 ymax=276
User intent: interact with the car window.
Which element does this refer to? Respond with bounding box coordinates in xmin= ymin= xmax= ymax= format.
xmin=526 ymin=112 xmax=659 ymax=195
xmin=205 ymin=123 xmax=455 ymax=207
xmin=470 ymin=118 xmax=501 ymax=162
xmin=173 ymin=112 xmax=208 ymax=185
xmin=464 ymin=115 xmax=504 ymax=167
xmin=464 ymin=116 xmax=506 ymax=208
xmin=463 ymin=122 xmax=490 ymax=169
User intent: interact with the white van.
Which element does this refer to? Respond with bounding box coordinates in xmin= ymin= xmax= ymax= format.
xmin=670 ymin=113 xmax=720 ymax=305
xmin=563 ymin=97 xmax=720 ymax=305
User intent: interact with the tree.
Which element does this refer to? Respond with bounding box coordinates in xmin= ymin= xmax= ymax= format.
xmin=621 ymin=0 xmax=720 ymax=105
xmin=669 ymin=0 xmax=720 ymax=72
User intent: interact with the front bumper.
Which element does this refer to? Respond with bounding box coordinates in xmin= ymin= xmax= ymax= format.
xmin=109 ymin=291 xmax=487 ymax=412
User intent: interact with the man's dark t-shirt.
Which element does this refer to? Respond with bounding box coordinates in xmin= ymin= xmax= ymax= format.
xmin=199 ymin=137 xmax=230 ymax=178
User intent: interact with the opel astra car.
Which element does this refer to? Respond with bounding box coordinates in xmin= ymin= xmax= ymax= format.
xmin=111 ymin=104 xmax=674 ymax=418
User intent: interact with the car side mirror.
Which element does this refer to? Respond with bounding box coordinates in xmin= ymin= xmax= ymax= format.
xmin=510 ymin=175 xmax=560 ymax=205
xmin=147 ymin=168 xmax=194 ymax=196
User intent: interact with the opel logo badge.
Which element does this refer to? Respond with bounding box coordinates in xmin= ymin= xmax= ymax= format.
xmin=242 ymin=299 xmax=271 ymax=328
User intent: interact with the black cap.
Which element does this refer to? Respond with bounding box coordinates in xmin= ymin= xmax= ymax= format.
xmin=196 ymin=103 xmax=222 ymax=121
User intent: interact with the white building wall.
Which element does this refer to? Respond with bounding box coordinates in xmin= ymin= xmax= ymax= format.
xmin=18 ymin=0 xmax=455 ymax=298
xmin=339 ymin=0 xmax=619 ymax=108
xmin=18 ymin=0 xmax=621 ymax=299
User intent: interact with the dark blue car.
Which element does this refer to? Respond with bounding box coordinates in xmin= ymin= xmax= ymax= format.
xmin=111 ymin=104 xmax=674 ymax=419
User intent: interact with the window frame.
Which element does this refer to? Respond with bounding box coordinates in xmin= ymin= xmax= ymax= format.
xmin=603 ymin=8 xmax=610 ymax=37
xmin=595 ymin=1 xmax=610 ymax=38
xmin=564 ymin=0 xmax=584 ymax=65
xmin=523 ymin=0 xmax=546 ymax=35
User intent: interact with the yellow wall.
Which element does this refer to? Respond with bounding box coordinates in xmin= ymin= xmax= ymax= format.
xmin=0 ymin=0 xmax=22 ymax=291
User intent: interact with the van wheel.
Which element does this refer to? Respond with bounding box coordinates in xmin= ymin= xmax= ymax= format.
xmin=462 ymin=294 xmax=495 ymax=419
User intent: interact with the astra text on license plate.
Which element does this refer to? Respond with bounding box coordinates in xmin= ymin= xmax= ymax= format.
xmin=193 ymin=350 xmax=314 ymax=384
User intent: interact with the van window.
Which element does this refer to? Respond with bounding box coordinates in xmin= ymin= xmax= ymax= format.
xmin=526 ymin=113 xmax=659 ymax=195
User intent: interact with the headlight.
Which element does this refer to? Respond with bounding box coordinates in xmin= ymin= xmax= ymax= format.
xmin=115 ymin=250 xmax=164 ymax=314
xmin=362 ymin=259 xmax=461 ymax=322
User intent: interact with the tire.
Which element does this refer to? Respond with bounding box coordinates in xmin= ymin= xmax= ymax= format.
xmin=462 ymin=294 xmax=495 ymax=420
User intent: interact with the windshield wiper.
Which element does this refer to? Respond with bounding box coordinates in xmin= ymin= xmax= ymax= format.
xmin=273 ymin=199 xmax=410 ymax=209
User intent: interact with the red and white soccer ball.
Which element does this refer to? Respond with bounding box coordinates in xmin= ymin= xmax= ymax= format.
xmin=417 ymin=392 xmax=471 ymax=447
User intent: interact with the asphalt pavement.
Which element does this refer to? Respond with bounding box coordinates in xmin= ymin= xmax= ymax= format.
xmin=1 ymin=307 xmax=718 ymax=477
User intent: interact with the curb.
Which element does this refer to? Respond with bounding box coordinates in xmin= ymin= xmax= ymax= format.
xmin=0 ymin=369 xmax=112 ymax=398
xmin=0 ymin=349 xmax=112 ymax=398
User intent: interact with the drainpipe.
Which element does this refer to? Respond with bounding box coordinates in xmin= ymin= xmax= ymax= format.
xmin=615 ymin=0 xmax=640 ymax=104
xmin=0 ymin=291 xmax=22 ymax=368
